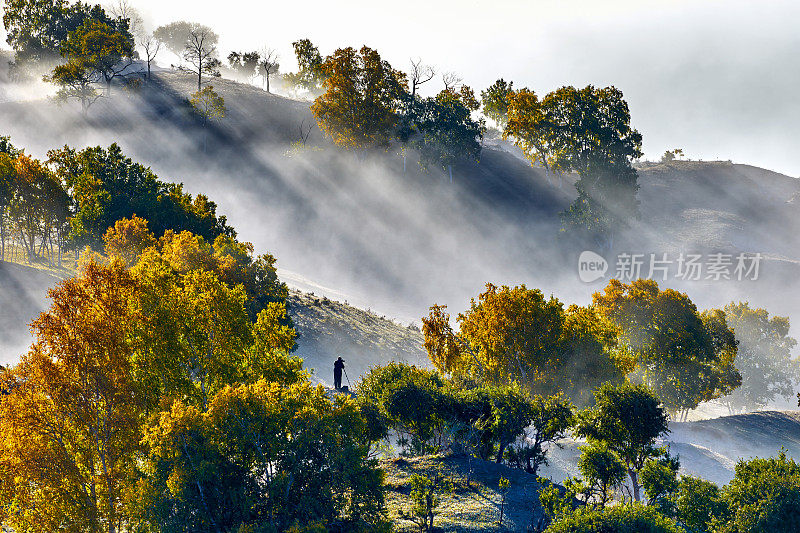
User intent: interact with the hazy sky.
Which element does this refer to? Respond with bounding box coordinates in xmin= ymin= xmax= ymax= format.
xmin=3 ymin=0 xmax=800 ymax=176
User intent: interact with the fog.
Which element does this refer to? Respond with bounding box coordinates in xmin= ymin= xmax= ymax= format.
xmin=1 ymin=67 xmax=798 ymax=355
xmin=3 ymin=0 xmax=796 ymax=174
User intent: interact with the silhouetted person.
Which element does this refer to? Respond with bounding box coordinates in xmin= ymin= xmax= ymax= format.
xmin=334 ymin=357 xmax=345 ymax=390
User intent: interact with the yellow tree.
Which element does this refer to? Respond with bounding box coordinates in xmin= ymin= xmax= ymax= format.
xmin=423 ymin=283 xmax=626 ymax=402
xmin=311 ymin=45 xmax=407 ymax=150
xmin=0 ymin=259 xmax=144 ymax=533
xmin=103 ymin=214 xmax=157 ymax=265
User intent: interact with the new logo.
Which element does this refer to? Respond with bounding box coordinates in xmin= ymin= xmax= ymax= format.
xmin=578 ymin=251 xmax=608 ymax=283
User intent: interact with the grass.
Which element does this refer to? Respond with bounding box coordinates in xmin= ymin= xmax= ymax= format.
xmin=381 ymin=454 xmax=545 ymax=532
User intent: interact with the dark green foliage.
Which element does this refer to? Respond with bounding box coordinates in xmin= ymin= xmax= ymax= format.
xmin=47 ymin=143 xmax=235 ymax=249
xmin=0 ymin=136 xmax=21 ymax=157
xmin=574 ymin=441 xmax=627 ymax=507
xmin=718 ymin=451 xmax=800 ymax=533
xmin=673 ymin=476 xmax=727 ymax=533
xmin=3 ymin=0 xmax=130 ymax=66
xmin=357 ymin=362 xmax=449 ymax=455
xmin=575 ymin=382 xmax=669 ymax=502
xmin=640 ymin=453 xmax=680 ymax=514
xmin=409 ymin=89 xmax=483 ymax=173
xmin=543 ymin=502 xmax=681 ymax=533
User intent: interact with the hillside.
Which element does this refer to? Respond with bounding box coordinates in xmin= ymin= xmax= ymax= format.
xmin=1 ymin=68 xmax=798 ymax=334
xmin=538 ymin=410 xmax=800 ymax=487
xmin=288 ymin=289 xmax=428 ymax=385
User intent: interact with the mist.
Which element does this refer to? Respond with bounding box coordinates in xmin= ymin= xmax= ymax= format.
xmin=1 ymin=65 xmax=799 ymax=355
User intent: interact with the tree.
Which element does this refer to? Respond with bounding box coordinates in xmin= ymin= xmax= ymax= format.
xmin=575 ymin=382 xmax=670 ymax=502
xmin=311 ymin=46 xmax=408 ymax=151
xmin=257 ymin=47 xmax=280 ymax=93
xmin=153 ymin=20 xmax=194 ymax=62
xmin=408 ymin=57 xmax=435 ymax=100
xmin=182 ymin=25 xmax=221 ymax=91
xmin=673 ymin=476 xmax=728 ymax=533
xmin=227 ymin=50 xmax=260 ymax=82
xmin=0 ymin=259 xmax=144 ymax=533
xmin=575 ymin=441 xmax=628 ymax=508
xmin=422 ymin=284 xmax=627 ymax=402
xmin=48 ymin=142 xmax=235 ymax=249
xmin=594 ymin=279 xmax=741 ymax=417
xmin=505 ymin=394 xmax=574 ymax=475
xmin=505 ymin=85 xmax=642 ymax=245
xmin=137 ymin=31 xmax=160 ymax=80
xmin=721 ymin=302 xmax=798 ymax=412
xmin=408 ymin=473 xmax=452 ymax=533
xmin=284 ymin=38 xmax=326 ymax=95
xmin=481 ymin=78 xmax=513 ymax=127
xmin=2 ymin=0 xmax=122 ymax=67
xmin=189 ymin=85 xmax=226 ymax=152
xmin=54 ymin=18 xmax=134 ymax=95
xmin=137 ymin=380 xmax=390 ymax=532
xmin=542 ymin=502 xmax=681 ymax=533
xmin=410 ymin=87 xmax=483 ymax=181
xmin=718 ymin=452 xmax=800 ymax=533
xmin=103 ymin=214 xmax=157 ymax=264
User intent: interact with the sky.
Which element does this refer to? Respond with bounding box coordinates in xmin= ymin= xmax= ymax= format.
xmin=3 ymin=0 xmax=800 ymax=176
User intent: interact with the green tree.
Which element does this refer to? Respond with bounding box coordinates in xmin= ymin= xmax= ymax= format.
xmin=717 ymin=452 xmax=800 ymax=533
xmin=575 ymin=441 xmax=628 ymax=507
xmin=505 ymin=393 xmax=574 ymax=475
xmin=411 ymin=87 xmax=483 ymax=181
xmin=408 ymin=473 xmax=452 ymax=533
xmin=3 ymin=0 xmax=122 ymax=67
xmin=505 ymin=85 xmax=642 ymax=245
xmin=137 ymin=380 xmax=389 ymax=532
xmin=284 ymin=38 xmax=326 ymax=95
xmin=48 ymin=143 xmax=235 ymax=249
xmin=542 ymin=502 xmax=681 ymax=533
xmin=575 ymin=382 xmax=670 ymax=502
xmin=227 ymin=50 xmax=260 ymax=81
xmin=722 ymin=302 xmax=799 ymax=412
xmin=673 ymin=476 xmax=728 ymax=533
xmin=53 ymin=18 xmax=134 ymax=97
xmin=481 ymin=78 xmax=513 ymax=127
xmin=311 ymin=45 xmax=407 ymax=151
xmin=594 ymin=278 xmax=741 ymax=417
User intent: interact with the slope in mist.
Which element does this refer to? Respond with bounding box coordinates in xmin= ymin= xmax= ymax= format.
xmin=1 ymin=68 xmax=800 ymax=360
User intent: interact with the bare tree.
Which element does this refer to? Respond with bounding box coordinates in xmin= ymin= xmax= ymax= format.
xmin=182 ymin=26 xmax=221 ymax=91
xmin=258 ymin=47 xmax=280 ymax=93
xmin=138 ymin=33 xmax=160 ymax=79
xmin=107 ymin=0 xmax=144 ymax=37
xmin=298 ymin=118 xmax=312 ymax=147
xmin=441 ymin=71 xmax=462 ymax=91
xmin=409 ymin=58 xmax=435 ymax=99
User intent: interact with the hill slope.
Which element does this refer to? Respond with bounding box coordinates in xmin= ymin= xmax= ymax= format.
xmin=1 ymin=68 xmax=800 ymax=356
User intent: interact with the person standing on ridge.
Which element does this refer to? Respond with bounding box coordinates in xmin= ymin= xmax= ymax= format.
xmin=334 ymin=357 xmax=345 ymax=390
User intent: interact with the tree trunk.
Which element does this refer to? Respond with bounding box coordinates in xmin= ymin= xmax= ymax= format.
xmin=266 ymin=75 xmax=270 ymax=94
xmin=629 ymin=469 xmax=640 ymax=501
xmin=448 ymin=165 xmax=453 ymax=183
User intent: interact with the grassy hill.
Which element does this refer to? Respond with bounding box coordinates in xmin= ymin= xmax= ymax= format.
xmin=288 ymin=289 xmax=428 ymax=385
xmin=382 ymin=454 xmax=546 ymax=532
